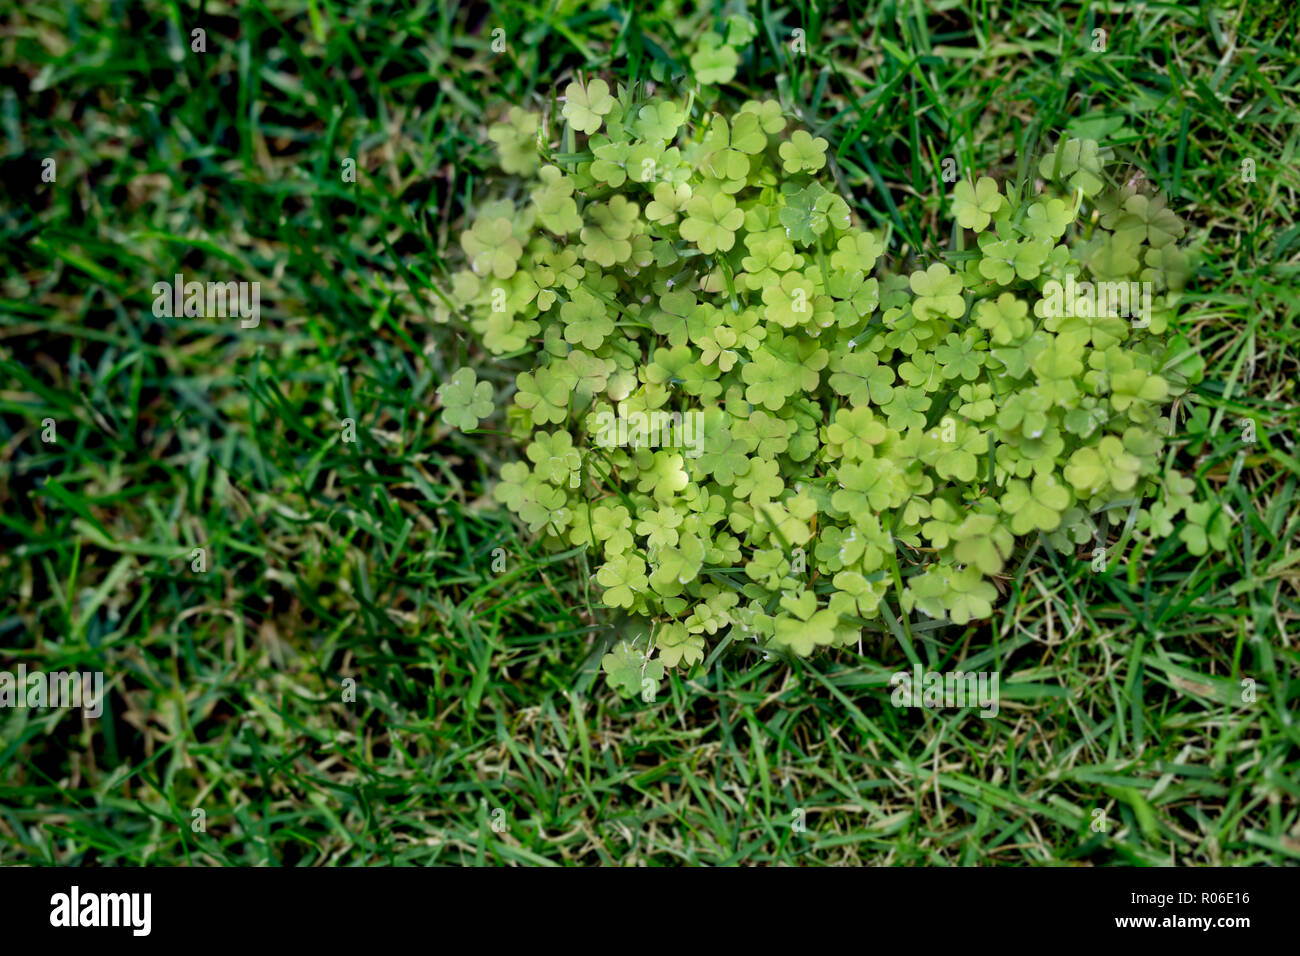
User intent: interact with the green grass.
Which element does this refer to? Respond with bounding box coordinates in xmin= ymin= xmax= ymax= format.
xmin=1 ymin=0 xmax=1297 ymax=865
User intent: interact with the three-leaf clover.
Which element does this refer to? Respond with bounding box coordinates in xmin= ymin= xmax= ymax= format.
xmin=645 ymin=181 xmax=691 ymax=225
xmin=1000 ymin=473 xmax=1072 ymax=534
xmin=1038 ymin=138 xmax=1110 ymax=196
xmin=778 ymin=129 xmax=829 ymax=174
xmin=680 ymin=192 xmax=745 ymax=254
xmin=597 ymin=556 xmax=650 ymax=609
xmin=514 ymin=366 xmax=570 ymax=424
xmin=488 ymin=107 xmax=540 ymax=175
xmin=562 ymin=78 xmax=615 ymax=134
xmin=581 ymin=196 xmax=639 ymax=267
xmin=561 ymin=289 xmax=614 ymax=349
xmin=600 ymin=637 xmax=664 ymax=697
xmin=951 ymin=176 xmax=1005 ymax=232
xmin=438 ymin=368 xmax=494 ymax=430
xmin=635 ymin=100 xmax=686 ymax=142
xmin=460 ymin=217 xmax=523 ymax=278
xmin=690 ymin=33 xmax=740 ymax=85
xmin=909 ymin=264 xmax=966 ymax=320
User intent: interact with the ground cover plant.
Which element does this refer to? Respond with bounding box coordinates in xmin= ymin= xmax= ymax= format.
xmin=442 ymin=88 xmax=1208 ymax=692
xmin=2 ymin=1 xmax=1298 ymax=866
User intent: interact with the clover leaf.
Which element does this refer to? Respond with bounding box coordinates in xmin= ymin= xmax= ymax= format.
xmin=1000 ymin=473 xmax=1072 ymax=534
xmin=952 ymin=176 xmax=1005 ymax=232
xmin=778 ymin=129 xmax=829 ymax=174
xmin=460 ymin=217 xmax=523 ymax=278
xmin=562 ymin=78 xmax=615 ymax=134
xmin=438 ymin=367 xmax=494 ymax=430
xmin=580 ymin=195 xmax=638 ymax=266
xmin=909 ymin=263 xmax=966 ymax=320
xmin=488 ymin=107 xmax=540 ymax=175
xmin=1038 ymin=137 xmax=1111 ymax=196
xmin=658 ymin=621 xmax=705 ymax=668
xmin=514 ymin=367 xmax=570 ymax=425
xmin=1064 ymin=435 xmax=1140 ymax=495
xmin=634 ymin=99 xmax=686 ymax=143
xmin=1114 ymin=192 xmax=1186 ymax=249
xmin=740 ymin=99 xmax=786 ymax=134
xmin=597 ymin=556 xmax=650 ymax=610
xmin=560 ymin=289 xmax=614 ymax=349
xmin=1180 ymin=501 xmax=1231 ymax=556
xmin=645 ymin=181 xmax=691 ymax=225
xmin=680 ymin=192 xmax=745 ymax=254
xmin=690 ymin=33 xmax=740 ymax=85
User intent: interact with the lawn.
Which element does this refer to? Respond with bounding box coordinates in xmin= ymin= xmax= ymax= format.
xmin=1 ymin=0 xmax=1298 ymax=866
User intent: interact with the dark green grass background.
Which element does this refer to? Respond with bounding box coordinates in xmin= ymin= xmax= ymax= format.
xmin=1 ymin=0 xmax=1297 ymax=865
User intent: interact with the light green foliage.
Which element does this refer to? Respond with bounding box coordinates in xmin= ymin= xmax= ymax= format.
xmin=451 ymin=90 xmax=1209 ymax=683
xmin=437 ymin=367 xmax=493 ymax=430
xmin=778 ymin=130 xmax=829 ymax=174
xmin=600 ymin=635 xmax=664 ymax=697
xmin=487 ymin=106 xmax=540 ymax=175
xmin=680 ymin=192 xmax=744 ymax=253
xmin=686 ymin=16 xmax=759 ymax=87
xmin=690 ymin=33 xmax=740 ymax=85
xmin=1038 ymin=137 xmax=1112 ymax=196
xmin=459 ymin=217 xmax=522 ymax=278
xmin=951 ymin=176 xmax=1004 ymax=231
xmin=561 ymin=78 xmax=615 ymax=134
